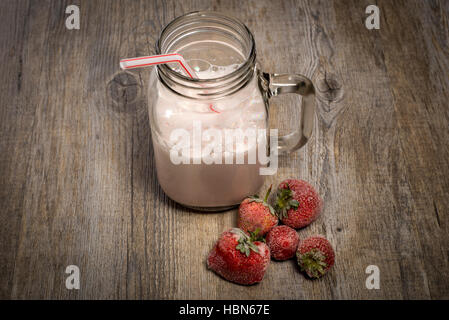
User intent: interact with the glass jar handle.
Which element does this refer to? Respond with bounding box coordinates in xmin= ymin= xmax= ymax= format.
xmin=265 ymin=73 xmax=316 ymax=154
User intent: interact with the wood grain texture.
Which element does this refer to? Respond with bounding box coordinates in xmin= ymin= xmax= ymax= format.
xmin=0 ymin=0 xmax=448 ymax=299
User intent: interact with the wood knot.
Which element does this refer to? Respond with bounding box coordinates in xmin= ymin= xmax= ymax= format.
xmin=316 ymin=72 xmax=344 ymax=103
xmin=107 ymin=72 xmax=141 ymax=113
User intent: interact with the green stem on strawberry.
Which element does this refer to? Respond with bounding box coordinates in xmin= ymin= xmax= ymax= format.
xmin=231 ymin=228 xmax=260 ymax=257
xmin=297 ymin=248 xmax=328 ymax=278
xmin=275 ymin=183 xmax=300 ymax=219
xmin=263 ymin=184 xmax=272 ymax=203
xmin=248 ymin=228 xmax=265 ymax=243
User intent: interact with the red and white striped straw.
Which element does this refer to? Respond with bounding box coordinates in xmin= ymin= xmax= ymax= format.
xmin=120 ymin=53 xmax=198 ymax=78
xmin=119 ymin=53 xmax=220 ymax=113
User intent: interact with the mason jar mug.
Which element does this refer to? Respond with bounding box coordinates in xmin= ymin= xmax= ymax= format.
xmin=147 ymin=11 xmax=315 ymax=211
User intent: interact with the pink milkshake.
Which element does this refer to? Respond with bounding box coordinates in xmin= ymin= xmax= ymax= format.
xmin=149 ymin=60 xmax=268 ymax=209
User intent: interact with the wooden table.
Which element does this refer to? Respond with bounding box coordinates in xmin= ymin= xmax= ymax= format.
xmin=0 ymin=0 xmax=448 ymax=300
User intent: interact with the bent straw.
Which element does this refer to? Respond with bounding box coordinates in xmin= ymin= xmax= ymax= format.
xmin=119 ymin=53 xmax=219 ymax=113
xmin=120 ymin=53 xmax=198 ymax=78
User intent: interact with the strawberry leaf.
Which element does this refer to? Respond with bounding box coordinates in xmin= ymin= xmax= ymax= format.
xmin=248 ymin=228 xmax=265 ymax=243
xmin=230 ymin=228 xmax=260 ymax=256
xmin=275 ymin=183 xmax=300 ymax=219
xmin=289 ymin=199 xmax=299 ymax=208
xmin=297 ymin=248 xmax=328 ymax=278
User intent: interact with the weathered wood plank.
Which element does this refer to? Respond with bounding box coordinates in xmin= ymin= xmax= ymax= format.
xmin=0 ymin=0 xmax=34 ymax=299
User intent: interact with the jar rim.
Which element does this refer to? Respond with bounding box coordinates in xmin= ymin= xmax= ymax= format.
xmin=155 ymin=11 xmax=256 ymax=84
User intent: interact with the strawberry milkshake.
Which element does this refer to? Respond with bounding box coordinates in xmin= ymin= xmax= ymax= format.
xmin=146 ymin=12 xmax=315 ymax=210
xmin=149 ymin=57 xmax=268 ymax=209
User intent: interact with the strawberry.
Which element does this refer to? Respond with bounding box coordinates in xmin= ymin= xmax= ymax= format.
xmin=207 ymin=228 xmax=270 ymax=285
xmin=296 ymin=235 xmax=335 ymax=278
xmin=265 ymin=225 xmax=299 ymax=260
xmin=238 ymin=185 xmax=278 ymax=236
xmin=275 ymin=179 xmax=322 ymax=229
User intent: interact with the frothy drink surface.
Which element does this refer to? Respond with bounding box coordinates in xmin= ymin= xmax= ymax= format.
xmin=151 ymin=43 xmax=267 ymax=208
